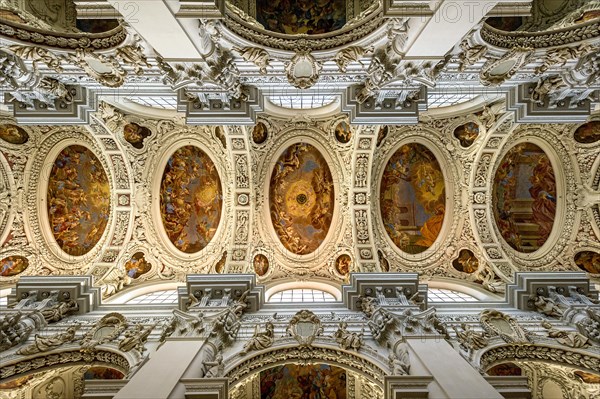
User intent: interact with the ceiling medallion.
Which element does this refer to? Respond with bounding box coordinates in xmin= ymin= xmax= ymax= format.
xmin=285 ymin=51 xmax=322 ymax=89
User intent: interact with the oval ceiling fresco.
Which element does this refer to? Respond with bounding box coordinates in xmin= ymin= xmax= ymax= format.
xmin=573 ymin=121 xmax=600 ymax=144
xmin=380 ymin=143 xmax=446 ymax=254
xmin=492 ymin=143 xmax=556 ymax=253
xmin=256 ymin=0 xmax=346 ymax=35
xmin=0 ymin=256 xmax=29 ymax=277
xmin=252 ymin=122 xmax=268 ymax=145
xmin=0 ymin=124 xmax=28 ymax=144
xmin=253 ymin=253 xmax=269 ymax=276
xmin=335 ymin=254 xmax=351 ymax=276
xmin=47 ymin=145 xmax=110 ymax=256
xmin=123 ymin=123 xmax=151 ymax=149
xmin=269 ymin=142 xmax=334 ymax=255
xmin=574 ymin=251 xmax=600 ymax=274
xmin=453 ymin=122 xmax=480 ymax=148
xmin=160 ymin=145 xmax=222 ymax=253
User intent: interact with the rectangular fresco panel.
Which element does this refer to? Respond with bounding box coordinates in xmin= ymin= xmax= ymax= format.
xmin=260 ymin=364 xmax=346 ymax=399
xmin=256 ymin=0 xmax=347 ymax=35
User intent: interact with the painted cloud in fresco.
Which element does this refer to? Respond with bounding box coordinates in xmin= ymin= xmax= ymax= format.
xmin=47 ymin=145 xmax=110 ymax=256
xmin=270 ymin=143 xmax=334 ymax=255
xmin=160 ymin=146 xmax=222 ymax=253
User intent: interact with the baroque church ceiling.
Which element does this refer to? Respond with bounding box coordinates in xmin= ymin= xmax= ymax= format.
xmin=0 ymin=0 xmax=599 ymax=300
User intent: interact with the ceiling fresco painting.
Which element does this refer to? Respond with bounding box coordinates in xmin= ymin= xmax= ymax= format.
xmin=452 ymin=249 xmax=479 ymax=274
xmin=47 ymin=145 xmax=110 ymax=256
xmin=380 ymin=143 xmax=446 ymax=255
xmin=492 ymin=143 xmax=557 ymax=253
xmin=269 ymin=143 xmax=334 ymax=255
xmin=159 ymin=145 xmax=223 ymax=254
xmin=334 ymin=121 xmax=352 ymax=144
xmin=256 ymin=0 xmax=347 ymax=35
xmin=0 ymin=256 xmax=29 ymax=277
xmin=0 ymin=124 xmax=28 ymax=144
xmin=453 ymin=122 xmax=480 ymax=148
xmin=252 ymin=122 xmax=268 ymax=145
xmin=573 ymin=370 xmax=600 ymax=384
xmin=335 ymin=254 xmax=351 ymax=276
xmin=124 ymin=252 xmax=151 ymax=279
xmin=487 ymin=363 xmax=523 ymax=376
xmin=574 ymin=251 xmax=600 ymax=274
xmin=573 ymin=121 xmax=600 ymax=143
xmin=253 ymin=253 xmax=269 ymax=276
xmin=123 ymin=123 xmax=152 ymax=149
xmin=215 ymin=251 xmax=227 ymax=273
xmin=260 ymin=364 xmax=346 ymax=399
xmin=376 ymin=126 xmax=388 ymax=148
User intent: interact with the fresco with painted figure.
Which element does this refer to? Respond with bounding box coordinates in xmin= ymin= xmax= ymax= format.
xmin=334 ymin=121 xmax=351 ymax=144
xmin=452 ymin=249 xmax=479 ymax=274
xmin=0 ymin=256 xmax=29 ymax=277
xmin=252 ymin=122 xmax=268 ymax=144
xmin=256 ymin=0 xmax=347 ymax=35
xmin=160 ymin=145 xmax=222 ymax=253
xmin=335 ymin=254 xmax=351 ymax=276
xmin=0 ymin=124 xmax=28 ymax=144
xmin=47 ymin=145 xmax=110 ymax=256
xmin=84 ymin=367 xmax=125 ymax=380
xmin=270 ymin=143 xmax=334 ymax=255
xmin=492 ymin=143 xmax=556 ymax=253
xmin=574 ymin=251 xmax=600 ymax=274
xmin=380 ymin=143 xmax=446 ymax=254
xmin=573 ymin=121 xmax=600 ymax=144
xmin=260 ymin=364 xmax=346 ymax=399
xmin=253 ymin=253 xmax=269 ymax=276
xmin=124 ymin=252 xmax=151 ymax=279
xmin=123 ymin=123 xmax=152 ymax=149
xmin=454 ymin=122 xmax=480 ymax=147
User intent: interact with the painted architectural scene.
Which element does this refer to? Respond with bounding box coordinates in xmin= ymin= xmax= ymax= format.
xmin=270 ymin=143 xmax=334 ymax=255
xmin=492 ymin=143 xmax=557 ymax=253
xmin=0 ymin=256 xmax=29 ymax=277
xmin=256 ymin=0 xmax=347 ymax=35
xmin=380 ymin=143 xmax=446 ymax=254
xmin=0 ymin=123 xmax=28 ymax=144
xmin=47 ymin=145 xmax=111 ymax=256
xmin=160 ymin=145 xmax=223 ymax=253
xmin=573 ymin=121 xmax=600 ymax=143
xmin=260 ymin=364 xmax=346 ymax=399
xmin=123 ymin=123 xmax=152 ymax=149
xmin=574 ymin=251 xmax=600 ymax=274
xmin=124 ymin=252 xmax=151 ymax=279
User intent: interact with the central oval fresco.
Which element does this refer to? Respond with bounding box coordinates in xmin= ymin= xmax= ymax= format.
xmin=380 ymin=143 xmax=446 ymax=254
xmin=492 ymin=143 xmax=556 ymax=253
xmin=160 ymin=145 xmax=222 ymax=253
xmin=270 ymin=143 xmax=334 ymax=255
xmin=47 ymin=145 xmax=110 ymax=256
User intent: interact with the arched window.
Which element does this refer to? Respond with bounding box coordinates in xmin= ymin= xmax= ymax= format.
xmin=268 ymin=289 xmax=336 ymax=303
xmin=428 ymin=288 xmax=477 ymax=302
xmin=126 ymin=290 xmax=178 ymax=305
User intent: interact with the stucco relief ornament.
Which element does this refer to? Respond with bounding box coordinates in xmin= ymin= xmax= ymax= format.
xmin=285 ymin=51 xmax=322 ymax=89
xmin=453 ymin=323 xmax=488 ymax=357
xmin=286 ymin=310 xmax=323 ymax=347
xmin=388 ymin=343 xmax=410 ymax=375
xmin=528 ymin=292 xmax=565 ymax=318
xmin=80 ymin=313 xmax=128 ymax=351
xmin=479 ymin=309 xmax=531 ymax=343
xmin=333 ymin=321 xmax=364 ymax=351
xmin=541 ymin=321 xmax=590 ymax=348
xmin=118 ymin=324 xmax=155 ymax=352
xmin=17 ymin=325 xmax=79 ymax=356
xmin=479 ymin=47 xmax=532 ymax=87
xmin=334 ymin=46 xmax=374 ymax=73
xmin=232 ymin=46 xmax=271 ymax=75
xmin=240 ymin=321 xmax=275 ymax=355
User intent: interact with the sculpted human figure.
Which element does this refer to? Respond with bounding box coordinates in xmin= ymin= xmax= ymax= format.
xmin=203 ymin=351 xmax=224 ymax=378
xmin=541 ymin=321 xmax=590 ymax=348
xmin=389 ymin=344 xmax=410 ymax=375
xmin=530 ymin=293 xmax=564 ymax=317
xmin=41 ymin=299 xmax=79 ymax=323
xmin=240 ymin=321 xmax=275 ymax=355
xmin=17 ymin=325 xmax=78 ymax=355
xmin=334 ymin=321 xmax=364 ymax=351
xmin=453 ymin=323 xmax=488 ymax=351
